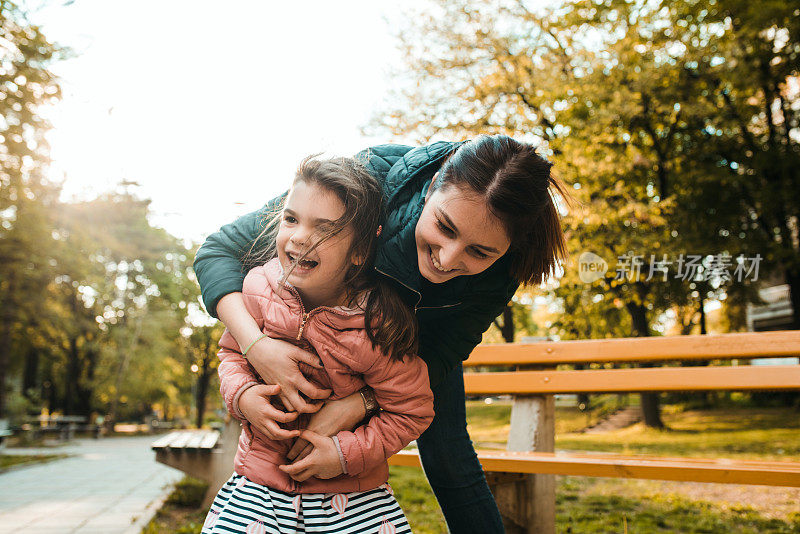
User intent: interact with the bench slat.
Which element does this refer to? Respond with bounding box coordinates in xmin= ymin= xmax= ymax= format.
xmin=463 ymin=365 xmax=800 ymax=395
xmin=198 ymin=431 xmax=220 ymax=449
xmin=389 ymin=450 xmax=800 ymax=487
xmin=151 ymin=432 xmax=181 ymax=450
xmin=185 ymin=432 xmax=207 ymax=449
xmin=464 ymin=330 xmax=800 ymax=367
xmin=167 ymin=432 xmax=195 ymax=449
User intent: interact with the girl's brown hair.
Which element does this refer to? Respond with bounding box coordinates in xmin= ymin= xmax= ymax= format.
xmin=247 ymin=155 xmax=418 ymax=361
xmin=434 ymin=135 xmax=569 ymax=285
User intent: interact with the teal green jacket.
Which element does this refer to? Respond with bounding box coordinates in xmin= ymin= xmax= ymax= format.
xmin=193 ymin=141 xmax=519 ymax=386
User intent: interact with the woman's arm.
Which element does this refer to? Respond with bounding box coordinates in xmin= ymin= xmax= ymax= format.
xmin=281 ymin=352 xmax=433 ymax=481
xmin=217 ymin=329 xmax=300 ymax=440
xmin=217 ymin=277 xmax=332 ymax=413
xmin=332 ymin=354 xmax=434 ymax=475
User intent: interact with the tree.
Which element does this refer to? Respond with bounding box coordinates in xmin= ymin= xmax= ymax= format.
xmin=0 ymin=0 xmax=63 ymax=417
xmin=372 ymin=0 xmax=799 ymax=425
xmin=183 ymin=323 xmax=224 ymax=428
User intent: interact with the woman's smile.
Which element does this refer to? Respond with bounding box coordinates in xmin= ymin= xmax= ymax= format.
xmin=415 ymin=182 xmax=511 ymax=283
xmin=428 ymin=246 xmax=457 ymax=274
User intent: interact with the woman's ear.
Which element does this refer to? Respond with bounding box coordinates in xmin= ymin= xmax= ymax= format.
xmin=351 ymin=247 xmax=366 ymax=266
xmin=424 ymin=172 xmax=438 ymax=202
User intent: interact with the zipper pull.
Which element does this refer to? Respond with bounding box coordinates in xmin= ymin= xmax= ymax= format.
xmin=296 ymin=312 xmax=310 ymax=340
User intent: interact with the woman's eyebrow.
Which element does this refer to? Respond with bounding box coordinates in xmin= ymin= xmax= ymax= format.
xmin=436 ymin=207 xmax=501 ymax=254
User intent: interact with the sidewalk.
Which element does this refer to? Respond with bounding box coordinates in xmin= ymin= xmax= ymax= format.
xmin=0 ymin=435 xmax=184 ymax=533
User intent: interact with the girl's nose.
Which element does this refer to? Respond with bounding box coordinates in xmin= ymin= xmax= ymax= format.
xmin=290 ymin=228 xmax=310 ymax=246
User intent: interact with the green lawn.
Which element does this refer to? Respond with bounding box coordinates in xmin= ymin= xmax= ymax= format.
xmin=143 ymin=403 xmax=800 ymax=533
xmin=0 ymin=453 xmax=68 ymax=471
xmin=556 ymin=406 xmax=800 ymax=460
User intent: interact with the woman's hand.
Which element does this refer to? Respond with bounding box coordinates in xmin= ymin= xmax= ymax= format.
xmin=246 ymin=337 xmax=332 ymax=413
xmin=238 ymin=384 xmax=300 ymax=440
xmin=279 ymin=430 xmax=344 ymax=481
xmin=286 ymin=391 xmax=366 ymax=461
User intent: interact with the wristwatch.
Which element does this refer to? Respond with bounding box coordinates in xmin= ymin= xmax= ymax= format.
xmin=359 ymin=387 xmax=379 ymax=418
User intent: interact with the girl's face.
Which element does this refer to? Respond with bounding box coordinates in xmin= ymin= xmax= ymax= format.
xmin=415 ymin=181 xmax=511 ymax=284
xmin=276 ymin=180 xmax=357 ymax=307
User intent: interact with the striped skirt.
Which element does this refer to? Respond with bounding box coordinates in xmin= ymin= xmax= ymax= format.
xmin=202 ymin=473 xmax=413 ymax=534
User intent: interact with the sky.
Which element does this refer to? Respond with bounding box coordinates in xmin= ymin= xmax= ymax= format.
xmin=33 ymin=0 xmax=408 ymax=243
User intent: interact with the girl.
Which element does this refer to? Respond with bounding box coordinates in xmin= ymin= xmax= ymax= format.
xmin=195 ymin=135 xmax=568 ymax=533
xmin=203 ymin=156 xmax=434 ymax=533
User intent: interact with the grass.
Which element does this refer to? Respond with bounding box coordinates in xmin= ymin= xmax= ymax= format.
xmin=0 ymin=453 xmax=68 ymax=471
xmin=142 ymin=403 xmax=800 ymax=533
xmin=556 ymin=477 xmax=800 ymax=533
xmin=556 ymin=406 xmax=800 ymax=460
xmin=141 ymin=477 xmax=209 ymax=534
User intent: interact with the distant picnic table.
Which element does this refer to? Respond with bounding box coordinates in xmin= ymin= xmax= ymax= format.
xmin=23 ymin=415 xmax=101 ymax=441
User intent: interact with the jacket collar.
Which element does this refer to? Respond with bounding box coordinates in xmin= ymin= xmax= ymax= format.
xmin=373 ymin=141 xmax=465 ymax=298
xmin=265 ymin=258 xmax=368 ymax=323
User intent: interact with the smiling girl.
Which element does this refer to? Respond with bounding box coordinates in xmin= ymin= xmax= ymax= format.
xmin=204 ymin=156 xmax=433 ymax=533
xmin=195 ymin=135 xmax=568 ymax=533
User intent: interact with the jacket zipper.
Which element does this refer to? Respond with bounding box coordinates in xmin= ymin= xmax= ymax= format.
xmin=282 ymin=283 xmax=353 ymax=340
xmin=297 ymin=312 xmax=310 ymax=340
xmin=375 ymin=267 xmax=422 ymax=310
xmin=374 ymin=267 xmax=461 ymax=312
xmin=416 ymin=302 xmax=461 ymax=311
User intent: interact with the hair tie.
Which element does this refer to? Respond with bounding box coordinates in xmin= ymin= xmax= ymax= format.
xmin=376 ymin=225 xmax=383 ymax=237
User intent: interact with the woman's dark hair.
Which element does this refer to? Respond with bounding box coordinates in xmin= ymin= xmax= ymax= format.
xmin=246 ymin=155 xmax=418 ymax=361
xmin=433 ymin=134 xmax=569 ymax=285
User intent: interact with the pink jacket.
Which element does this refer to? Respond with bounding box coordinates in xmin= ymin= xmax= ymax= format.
xmin=217 ymin=258 xmax=434 ymax=493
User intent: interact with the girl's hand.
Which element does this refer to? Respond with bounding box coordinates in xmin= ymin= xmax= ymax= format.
xmin=279 ymin=430 xmax=344 ymax=481
xmin=246 ymin=336 xmax=332 ymax=413
xmin=216 ymin=292 xmax=330 ymax=413
xmin=286 ymin=391 xmax=366 ymax=461
xmin=238 ymin=384 xmax=300 ymax=440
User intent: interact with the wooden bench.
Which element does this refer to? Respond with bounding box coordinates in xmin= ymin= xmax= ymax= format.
xmin=388 ymin=330 xmax=800 ymax=533
xmin=152 ymin=421 xmax=240 ymax=508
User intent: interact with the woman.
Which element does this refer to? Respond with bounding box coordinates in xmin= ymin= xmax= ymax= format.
xmin=194 ymin=135 xmax=568 ymax=533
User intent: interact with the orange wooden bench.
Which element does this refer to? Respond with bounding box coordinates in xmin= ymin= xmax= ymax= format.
xmin=388 ymin=330 xmax=800 ymax=534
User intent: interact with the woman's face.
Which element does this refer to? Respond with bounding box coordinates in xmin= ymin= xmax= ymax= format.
xmin=414 ymin=181 xmax=511 ymax=284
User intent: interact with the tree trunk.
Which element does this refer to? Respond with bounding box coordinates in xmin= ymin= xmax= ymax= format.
xmin=0 ymin=323 xmax=10 ymax=418
xmin=0 ymin=273 xmax=16 ymax=419
xmin=76 ymin=348 xmax=97 ymax=416
xmin=626 ymin=300 xmax=664 ymax=429
xmin=65 ymin=337 xmax=80 ymax=416
xmin=699 ymin=296 xmax=707 ymax=335
xmin=23 ymin=347 xmax=39 ymax=398
xmin=195 ymin=360 xmax=212 ymax=429
xmin=107 ymin=314 xmax=144 ymax=430
xmin=499 ymin=305 xmax=515 ymax=343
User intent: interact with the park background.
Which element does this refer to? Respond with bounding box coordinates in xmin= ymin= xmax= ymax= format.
xmin=1 ymin=0 xmax=799 ymax=532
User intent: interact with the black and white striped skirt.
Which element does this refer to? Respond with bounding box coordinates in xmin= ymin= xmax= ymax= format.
xmin=202 ymin=473 xmax=412 ymax=534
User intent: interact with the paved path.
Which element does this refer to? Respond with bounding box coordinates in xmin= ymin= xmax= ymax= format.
xmin=0 ymin=436 xmax=184 ymax=533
